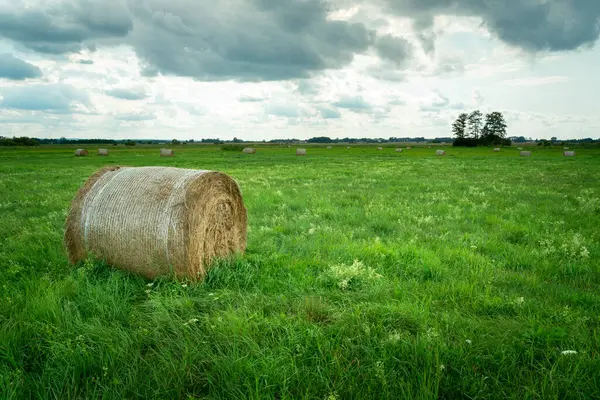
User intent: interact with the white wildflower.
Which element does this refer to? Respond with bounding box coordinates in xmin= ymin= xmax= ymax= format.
xmin=515 ymin=297 xmax=525 ymax=305
xmin=181 ymin=283 xmax=188 ymax=288
xmin=561 ymin=350 xmax=577 ymax=355
xmin=465 ymin=339 xmax=472 ymax=345
xmin=439 ymin=364 xmax=445 ymax=371
xmin=308 ymin=228 xmax=315 ymax=235
xmin=146 ymin=283 xmax=153 ymax=287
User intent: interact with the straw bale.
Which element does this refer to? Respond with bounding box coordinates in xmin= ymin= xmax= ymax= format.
xmin=377 ymin=147 xmax=383 ymax=150
xmin=327 ymin=146 xmax=332 ymax=149
xmin=98 ymin=148 xmax=108 ymax=156
xmin=160 ymin=148 xmax=174 ymax=157
xmin=520 ymin=151 xmax=531 ymax=157
xmin=296 ymin=148 xmax=307 ymax=156
xmin=436 ymin=150 xmax=446 ymax=156
xmin=64 ymin=166 xmax=247 ymax=281
xmin=493 ymin=148 xmax=500 ymax=152
xmin=395 ymin=148 xmax=403 ymax=152
xmin=406 ymin=146 xmax=412 ymax=150
xmin=563 ymin=151 xmax=575 ymax=157
xmin=75 ymin=149 xmax=88 ymax=156
xmin=517 ymin=147 xmax=523 ymax=150
xmin=242 ymin=148 xmax=256 ymax=154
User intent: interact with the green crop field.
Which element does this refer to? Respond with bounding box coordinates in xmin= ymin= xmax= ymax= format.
xmin=1 ymin=145 xmax=599 ymax=399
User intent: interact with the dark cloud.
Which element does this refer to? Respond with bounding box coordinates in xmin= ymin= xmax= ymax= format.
xmin=0 ymin=83 xmax=90 ymax=113
xmin=0 ymin=53 xmax=42 ymax=80
xmin=105 ymin=87 xmax=148 ymax=100
xmin=383 ymin=0 xmax=600 ymax=52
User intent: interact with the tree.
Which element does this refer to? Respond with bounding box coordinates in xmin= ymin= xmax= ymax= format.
xmin=171 ymin=139 xmax=180 ymax=145
xmin=482 ymin=111 xmax=507 ymax=139
xmin=451 ymin=113 xmax=468 ymax=139
xmin=467 ymin=110 xmax=483 ymax=139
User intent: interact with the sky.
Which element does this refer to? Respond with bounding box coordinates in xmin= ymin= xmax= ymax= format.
xmin=0 ymin=0 xmax=599 ymax=141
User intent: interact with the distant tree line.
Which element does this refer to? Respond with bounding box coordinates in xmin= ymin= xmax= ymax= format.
xmin=452 ymin=110 xmax=511 ymax=147
xmin=0 ymin=136 xmax=41 ymax=146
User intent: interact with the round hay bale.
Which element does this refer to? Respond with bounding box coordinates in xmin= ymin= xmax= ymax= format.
xmin=395 ymin=148 xmax=403 ymax=152
xmin=64 ymin=166 xmax=247 ymax=281
xmin=436 ymin=150 xmax=446 ymax=156
xmin=296 ymin=148 xmax=307 ymax=156
xmin=160 ymin=148 xmax=174 ymax=157
xmin=517 ymin=147 xmax=523 ymax=150
xmin=98 ymin=148 xmax=109 ymax=156
xmin=75 ymin=149 xmax=88 ymax=157
xmin=242 ymin=147 xmax=256 ymax=154
xmin=493 ymin=148 xmax=500 ymax=152
xmin=377 ymin=147 xmax=383 ymax=150
xmin=563 ymin=151 xmax=575 ymax=157
xmin=327 ymin=146 xmax=332 ymax=149
xmin=406 ymin=146 xmax=412 ymax=150
xmin=520 ymin=151 xmax=532 ymax=157
xmin=346 ymin=146 xmax=351 ymax=149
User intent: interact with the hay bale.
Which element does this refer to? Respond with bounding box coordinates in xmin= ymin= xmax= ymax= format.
xmin=395 ymin=148 xmax=403 ymax=152
xmin=98 ymin=148 xmax=108 ymax=156
xmin=428 ymin=146 xmax=432 ymax=148
xmin=64 ymin=166 xmax=247 ymax=281
xmin=406 ymin=146 xmax=412 ymax=150
xmin=75 ymin=149 xmax=88 ymax=157
xmin=564 ymin=151 xmax=575 ymax=157
xmin=296 ymin=148 xmax=307 ymax=156
xmin=377 ymin=147 xmax=383 ymax=150
xmin=346 ymin=146 xmax=351 ymax=149
xmin=327 ymin=146 xmax=332 ymax=149
xmin=242 ymin=148 xmax=256 ymax=154
xmin=160 ymin=148 xmax=174 ymax=157
xmin=517 ymin=147 xmax=523 ymax=150
xmin=520 ymin=151 xmax=531 ymax=157
xmin=436 ymin=150 xmax=446 ymax=156
xmin=493 ymin=148 xmax=500 ymax=152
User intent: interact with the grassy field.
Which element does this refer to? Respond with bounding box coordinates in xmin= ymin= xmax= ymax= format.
xmin=1 ymin=144 xmax=599 ymax=399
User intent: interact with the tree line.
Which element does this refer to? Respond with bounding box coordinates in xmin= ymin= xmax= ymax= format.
xmin=452 ymin=110 xmax=511 ymax=147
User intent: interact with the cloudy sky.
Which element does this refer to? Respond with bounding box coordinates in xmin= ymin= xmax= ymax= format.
xmin=0 ymin=0 xmax=599 ymax=141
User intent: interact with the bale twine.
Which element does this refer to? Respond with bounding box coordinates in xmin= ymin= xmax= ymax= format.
xmin=98 ymin=148 xmax=108 ymax=156
xmin=564 ymin=151 xmax=575 ymax=157
xmin=377 ymin=147 xmax=383 ymax=150
xmin=296 ymin=148 xmax=307 ymax=156
xmin=75 ymin=149 xmax=88 ymax=157
xmin=242 ymin=148 xmax=256 ymax=154
xmin=64 ymin=166 xmax=247 ymax=281
xmin=493 ymin=148 xmax=500 ymax=152
xmin=395 ymin=148 xmax=403 ymax=152
xmin=520 ymin=151 xmax=531 ymax=157
xmin=436 ymin=150 xmax=446 ymax=156
xmin=160 ymin=148 xmax=174 ymax=157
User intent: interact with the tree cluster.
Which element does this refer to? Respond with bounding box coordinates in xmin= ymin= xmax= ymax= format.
xmin=0 ymin=136 xmax=40 ymax=146
xmin=452 ymin=110 xmax=511 ymax=147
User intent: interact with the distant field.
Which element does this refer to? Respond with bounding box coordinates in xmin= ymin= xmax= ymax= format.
xmin=1 ymin=145 xmax=599 ymax=399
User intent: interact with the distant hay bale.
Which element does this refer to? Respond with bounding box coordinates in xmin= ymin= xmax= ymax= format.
xmin=563 ymin=147 xmax=570 ymax=150
xmin=296 ymin=148 xmax=307 ymax=156
xmin=563 ymin=151 xmax=575 ymax=157
xmin=406 ymin=146 xmax=412 ymax=150
xmin=64 ymin=166 xmax=247 ymax=281
xmin=517 ymin=147 xmax=523 ymax=150
xmin=75 ymin=149 xmax=88 ymax=157
xmin=327 ymin=146 xmax=332 ymax=149
xmin=346 ymin=146 xmax=351 ymax=149
xmin=520 ymin=151 xmax=531 ymax=157
xmin=395 ymin=148 xmax=403 ymax=152
xmin=493 ymin=148 xmax=500 ymax=152
xmin=436 ymin=150 xmax=446 ymax=156
xmin=98 ymin=148 xmax=108 ymax=156
xmin=377 ymin=147 xmax=383 ymax=150
xmin=242 ymin=148 xmax=256 ymax=154
xmin=160 ymin=148 xmax=174 ymax=157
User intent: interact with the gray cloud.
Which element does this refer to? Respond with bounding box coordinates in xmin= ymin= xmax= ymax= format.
xmin=0 ymin=83 xmax=90 ymax=112
xmin=105 ymin=86 xmax=148 ymax=100
xmin=383 ymin=0 xmax=600 ymax=52
xmin=332 ymin=95 xmax=372 ymax=112
xmin=319 ymin=106 xmax=342 ymax=119
xmin=265 ymin=103 xmax=301 ymax=118
xmin=0 ymin=53 xmax=42 ymax=80
xmin=373 ymin=34 xmax=413 ymax=67
xmin=0 ymin=0 xmax=133 ymax=54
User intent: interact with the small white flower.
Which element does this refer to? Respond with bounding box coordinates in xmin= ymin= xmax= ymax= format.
xmin=146 ymin=283 xmax=154 ymax=287
xmin=208 ymin=293 xmax=214 ymax=296
xmin=465 ymin=339 xmax=472 ymax=345
xmin=181 ymin=284 xmax=188 ymax=288
xmin=308 ymin=228 xmax=315 ymax=235
xmin=516 ymin=297 xmax=525 ymax=305
xmin=145 ymin=289 xmax=151 ymax=294
xmin=439 ymin=364 xmax=445 ymax=371
xmin=561 ymin=350 xmax=577 ymax=355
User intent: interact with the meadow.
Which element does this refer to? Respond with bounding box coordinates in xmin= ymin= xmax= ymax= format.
xmin=0 ymin=144 xmax=599 ymax=399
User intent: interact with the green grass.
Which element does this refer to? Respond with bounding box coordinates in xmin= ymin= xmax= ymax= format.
xmin=1 ymin=144 xmax=599 ymax=399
